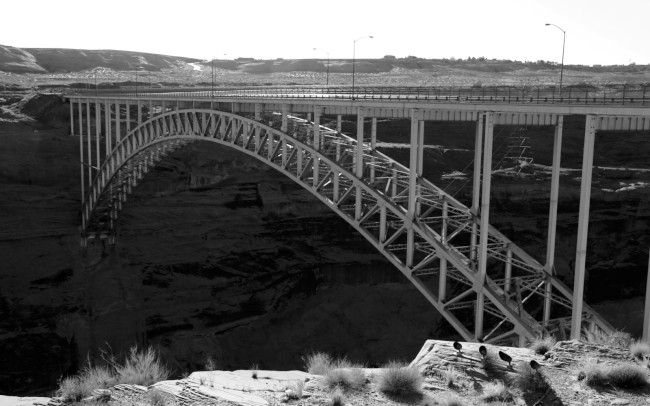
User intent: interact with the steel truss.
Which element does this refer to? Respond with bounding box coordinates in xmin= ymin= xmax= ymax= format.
xmin=77 ymin=104 xmax=614 ymax=345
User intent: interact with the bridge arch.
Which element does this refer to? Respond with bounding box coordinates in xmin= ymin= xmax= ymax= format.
xmin=82 ymin=107 xmax=612 ymax=345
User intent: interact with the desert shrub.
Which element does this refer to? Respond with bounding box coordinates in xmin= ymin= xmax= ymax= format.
xmin=57 ymin=364 xmax=117 ymax=402
xmin=57 ymin=375 xmax=93 ymax=403
xmin=285 ymin=380 xmax=304 ymax=400
xmin=578 ymin=359 xmax=610 ymax=387
xmin=330 ymin=388 xmax=344 ymax=405
xmin=607 ymin=364 xmax=649 ymax=388
xmin=512 ymin=363 xmax=549 ymax=393
xmin=148 ymin=388 xmax=173 ymax=406
xmin=304 ymin=352 xmax=334 ymax=375
xmin=204 ymin=356 xmax=218 ymax=371
xmin=251 ymin=363 xmax=259 ymax=379
xmin=583 ymin=329 xmax=632 ymax=349
xmin=529 ymin=336 xmax=556 ymax=355
xmin=480 ymin=381 xmax=513 ymax=402
xmin=480 ymin=352 xmax=500 ymax=377
xmin=377 ymin=361 xmax=423 ymax=396
xmin=630 ymin=340 xmax=650 ymax=360
xmin=442 ymin=365 xmax=461 ymax=388
xmin=107 ymin=346 xmax=170 ymax=386
xmin=323 ymin=368 xmax=366 ymax=391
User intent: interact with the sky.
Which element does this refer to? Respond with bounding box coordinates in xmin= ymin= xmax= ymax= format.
xmin=2 ymin=0 xmax=648 ymax=66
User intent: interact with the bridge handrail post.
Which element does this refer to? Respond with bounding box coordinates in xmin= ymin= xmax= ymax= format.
xmin=643 ymin=84 xmax=646 ymax=105
xmin=622 ymin=83 xmax=626 ymax=105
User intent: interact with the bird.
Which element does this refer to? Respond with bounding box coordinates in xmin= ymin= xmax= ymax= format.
xmin=498 ymin=350 xmax=512 ymax=367
xmin=530 ymin=360 xmax=541 ymax=371
xmin=479 ymin=345 xmax=487 ymax=359
xmin=453 ymin=341 xmax=462 ymax=355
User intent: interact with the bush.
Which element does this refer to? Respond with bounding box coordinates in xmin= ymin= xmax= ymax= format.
xmin=148 ymin=388 xmax=173 ymax=406
xmin=442 ymin=365 xmax=461 ymax=388
xmin=57 ymin=375 xmax=93 ymax=403
xmin=439 ymin=394 xmax=466 ymax=406
xmin=285 ymin=380 xmax=304 ymax=400
xmin=377 ymin=361 xmax=423 ymax=396
xmin=304 ymin=352 xmax=334 ymax=375
xmin=330 ymin=388 xmax=344 ymax=405
xmin=109 ymin=346 xmax=170 ymax=386
xmin=480 ymin=380 xmax=513 ymax=402
xmin=630 ymin=340 xmax=650 ymax=360
xmin=607 ymin=364 xmax=649 ymax=388
xmin=578 ymin=360 xmax=648 ymax=388
xmin=323 ymin=368 xmax=366 ymax=391
xmin=529 ymin=336 xmax=556 ymax=355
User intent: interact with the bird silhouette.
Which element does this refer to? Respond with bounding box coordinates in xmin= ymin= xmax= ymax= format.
xmin=479 ymin=345 xmax=487 ymax=359
xmin=453 ymin=341 xmax=462 ymax=355
xmin=498 ymin=350 xmax=512 ymax=367
xmin=530 ymin=360 xmax=541 ymax=371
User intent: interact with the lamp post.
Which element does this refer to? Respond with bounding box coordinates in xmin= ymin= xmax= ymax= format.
xmin=313 ymin=48 xmax=330 ymax=87
xmin=352 ymin=35 xmax=373 ymax=99
xmin=545 ymin=23 xmax=566 ymax=94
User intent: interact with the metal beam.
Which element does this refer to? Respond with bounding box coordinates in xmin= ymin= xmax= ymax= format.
xmin=476 ymin=112 xmax=495 ymax=340
xmin=544 ymin=115 xmax=563 ymax=324
xmin=644 ymin=251 xmax=650 ymax=340
xmin=571 ymin=114 xmax=597 ymax=340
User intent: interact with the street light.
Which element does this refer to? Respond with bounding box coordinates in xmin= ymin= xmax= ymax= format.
xmin=545 ymin=23 xmax=566 ymax=94
xmin=352 ymin=35 xmax=373 ymax=99
xmin=313 ymin=47 xmax=330 ymax=87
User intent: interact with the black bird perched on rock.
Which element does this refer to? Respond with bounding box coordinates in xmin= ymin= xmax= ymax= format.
xmin=530 ymin=360 xmax=541 ymax=371
xmin=498 ymin=350 xmax=512 ymax=367
xmin=479 ymin=345 xmax=487 ymax=359
xmin=453 ymin=341 xmax=462 ymax=356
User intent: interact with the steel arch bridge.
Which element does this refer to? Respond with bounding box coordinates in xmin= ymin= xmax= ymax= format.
xmin=72 ymin=100 xmax=620 ymax=346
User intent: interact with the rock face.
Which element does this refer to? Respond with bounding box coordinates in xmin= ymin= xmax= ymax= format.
xmin=1 ymin=95 xmax=650 ymax=396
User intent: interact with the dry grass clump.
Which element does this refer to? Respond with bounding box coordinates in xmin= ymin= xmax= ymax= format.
xmin=285 ymin=380 xmax=305 ymax=400
xmin=442 ymin=365 xmax=462 ymax=388
xmin=323 ymin=367 xmax=366 ymax=391
xmin=330 ymin=388 xmax=344 ymax=405
xmin=377 ymin=361 xmax=423 ymax=396
xmin=480 ymin=380 xmax=513 ymax=403
xmin=148 ymin=388 xmax=174 ymax=406
xmin=107 ymin=346 xmax=170 ymax=386
xmin=529 ymin=336 xmax=556 ymax=355
xmin=304 ymin=352 xmax=334 ymax=375
xmin=57 ymin=346 xmax=170 ymax=401
xmin=480 ymin=352 xmax=501 ymax=377
xmin=578 ymin=359 xmax=649 ymax=388
xmin=582 ymin=328 xmax=632 ymax=349
xmin=630 ymin=340 xmax=650 ymax=360
xmin=512 ymin=363 xmax=549 ymax=393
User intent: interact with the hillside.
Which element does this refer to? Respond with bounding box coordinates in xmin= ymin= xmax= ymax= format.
xmin=0 ymin=44 xmax=200 ymax=74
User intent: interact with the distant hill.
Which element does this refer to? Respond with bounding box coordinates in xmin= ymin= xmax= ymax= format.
xmin=0 ymin=44 xmax=201 ymax=73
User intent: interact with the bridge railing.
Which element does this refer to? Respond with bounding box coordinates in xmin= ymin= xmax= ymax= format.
xmin=67 ymin=84 xmax=650 ymax=105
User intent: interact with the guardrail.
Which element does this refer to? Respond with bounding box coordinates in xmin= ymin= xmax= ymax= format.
xmin=68 ymin=84 xmax=650 ymax=105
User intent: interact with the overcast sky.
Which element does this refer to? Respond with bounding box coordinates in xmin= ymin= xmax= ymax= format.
xmin=2 ymin=0 xmax=647 ymax=66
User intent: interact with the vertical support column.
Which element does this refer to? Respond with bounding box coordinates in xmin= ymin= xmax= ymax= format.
xmin=281 ymin=104 xmax=289 ymax=133
xmin=570 ymin=114 xmax=597 ymax=340
xmin=641 ymin=251 xmax=650 ymax=341
xmin=137 ymin=101 xmax=142 ymax=126
xmin=70 ymin=100 xmax=75 ymax=136
xmin=126 ymin=100 xmax=131 ymax=134
xmin=370 ymin=117 xmax=377 ymax=183
xmin=416 ymin=119 xmax=425 ymax=215
xmin=439 ymin=199 xmax=448 ymax=301
xmin=544 ymin=115 xmax=564 ymax=324
xmin=470 ymin=113 xmax=484 ymax=265
xmin=95 ymin=100 xmax=101 ymax=175
xmin=313 ymin=107 xmax=321 ymax=188
xmin=115 ymin=101 xmax=121 ymax=145
xmin=254 ymin=103 xmax=262 ymax=152
xmin=78 ymin=101 xmax=85 ymax=230
xmin=406 ymin=109 xmax=422 ymax=268
xmin=354 ymin=107 xmax=365 ymax=221
xmin=337 ymin=114 xmax=342 ymax=133
xmin=105 ymin=100 xmax=111 ymax=158
xmin=475 ymin=112 xmax=494 ymax=341
xmin=86 ymin=100 xmax=92 ymax=189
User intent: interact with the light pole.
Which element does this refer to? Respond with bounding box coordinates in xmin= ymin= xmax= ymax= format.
xmin=313 ymin=48 xmax=330 ymax=87
xmin=352 ymin=35 xmax=373 ymax=99
xmin=545 ymin=23 xmax=566 ymax=94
